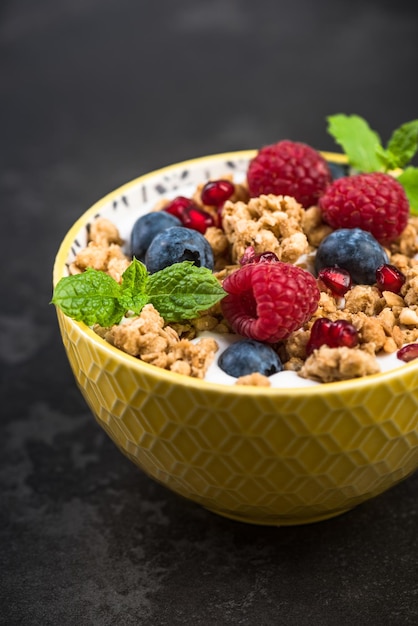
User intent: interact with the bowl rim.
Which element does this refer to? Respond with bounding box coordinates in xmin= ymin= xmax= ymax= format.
xmin=53 ymin=149 xmax=418 ymax=397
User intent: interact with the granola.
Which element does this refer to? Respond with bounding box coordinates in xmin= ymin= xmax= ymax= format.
xmin=69 ymin=177 xmax=418 ymax=385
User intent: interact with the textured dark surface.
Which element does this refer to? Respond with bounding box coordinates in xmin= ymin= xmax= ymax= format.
xmin=1 ymin=1 xmax=418 ymax=624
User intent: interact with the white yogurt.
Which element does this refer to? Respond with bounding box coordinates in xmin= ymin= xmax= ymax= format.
xmin=193 ymin=331 xmax=408 ymax=387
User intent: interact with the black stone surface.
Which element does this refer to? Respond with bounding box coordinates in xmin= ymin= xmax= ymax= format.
xmin=1 ymin=1 xmax=418 ymax=624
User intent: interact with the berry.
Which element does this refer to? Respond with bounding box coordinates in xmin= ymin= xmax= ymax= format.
xmin=247 ymin=140 xmax=332 ymax=208
xmin=201 ymin=180 xmax=235 ymax=206
xmin=218 ymin=339 xmax=283 ymax=378
xmin=145 ymin=226 xmax=214 ymax=273
xmin=397 ymin=343 xmax=418 ymax=363
xmin=306 ymin=318 xmax=359 ymax=356
xmin=240 ymin=246 xmax=280 ymax=265
xmin=319 ymin=172 xmax=409 ymax=244
xmin=164 ymin=196 xmax=215 ymax=234
xmin=318 ymin=267 xmax=352 ymax=297
xmin=315 ymin=228 xmax=389 ymax=285
xmin=375 ymin=264 xmax=406 ymax=294
xmin=221 ymin=262 xmax=320 ymax=343
xmin=130 ymin=211 xmax=181 ymax=261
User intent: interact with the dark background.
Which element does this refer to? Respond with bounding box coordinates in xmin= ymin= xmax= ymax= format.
xmin=1 ymin=1 xmax=418 ymax=624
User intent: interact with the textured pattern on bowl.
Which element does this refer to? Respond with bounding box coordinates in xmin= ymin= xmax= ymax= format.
xmin=53 ymin=152 xmax=418 ymax=525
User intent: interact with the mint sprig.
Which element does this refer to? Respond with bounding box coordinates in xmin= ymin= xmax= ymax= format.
xmin=385 ymin=120 xmax=418 ymax=169
xmin=327 ymin=114 xmax=418 ymax=214
xmin=327 ymin=114 xmax=383 ymax=173
xmin=397 ymin=167 xmax=418 ymax=217
xmin=147 ymin=262 xmax=226 ymax=322
xmin=52 ymin=268 xmax=126 ymax=326
xmin=52 ymin=259 xmax=226 ymax=326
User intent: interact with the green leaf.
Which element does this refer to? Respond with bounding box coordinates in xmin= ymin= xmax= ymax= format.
xmin=327 ymin=114 xmax=384 ymax=172
xmin=374 ymin=145 xmax=398 ymax=171
xmin=397 ymin=166 xmax=418 ymax=215
xmin=119 ymin=291 xmax=150 ymax=315
xmin=386 ymin=120 xmax=418 ymax=169
xmin=52 ymin=268 xmax=125 ymax=326
xmin=120 ymin=258 xmax=150 ymax=314
xmin=120 ymin=257 xmax=148 ymax=293
xmin=147 ymin=262 xmax=226 ymax=322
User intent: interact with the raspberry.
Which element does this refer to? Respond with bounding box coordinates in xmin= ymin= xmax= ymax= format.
xmin=319 ymin=172 xmax=409 ymax=244
xmin=221 ymin=262 xmax=320 ymax=343
xmin=247 ymin=140 xmax=332 ymax=208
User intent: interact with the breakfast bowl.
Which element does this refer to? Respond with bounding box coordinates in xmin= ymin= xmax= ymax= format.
xmin=52 ymin=149 xmax=418 ymax=525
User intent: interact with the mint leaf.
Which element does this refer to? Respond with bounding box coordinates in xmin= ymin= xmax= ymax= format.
xmin=120 ymin=258 xmax=150 ymax=313
xmin=374 ymin=145 xmax=399 ymax=171
xmin=397 ymin=166 xmax=418 ymax=215
xmin=52 ymin=268 xmax=125 ymax=326
xmin=52 ymin=260 xmax=227 ymax=326
xmin=386 ymin=120 xmax=418 ymax=169
xmin=327 ymin=114 xmax=384 ymax=172
xmin=147 ymin=262 xmax=226 ymax=322
xmin=121 ymin=257 xmax=148 ymax=293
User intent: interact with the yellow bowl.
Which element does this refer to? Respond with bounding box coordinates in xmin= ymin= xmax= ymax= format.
xmin=53 ymin=151 xmax=418 ymax=525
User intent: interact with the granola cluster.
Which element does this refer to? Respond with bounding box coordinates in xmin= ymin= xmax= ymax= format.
xmin=70 ymin=218 xmax=220 ymax=379
xmin=69 ymin=217 xmax=130 ymax=282
xmin=69 ymin=177 xmax=418 ymax=386
xmin=222 ymin=194 xmax=310 ymax=265
xmin=95 ymin=304 xmax=218 ymax=378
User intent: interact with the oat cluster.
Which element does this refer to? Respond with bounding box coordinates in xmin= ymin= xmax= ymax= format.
xmin=95 ymin=304 xmax=218 ymax=378
xmin=69 ymin=179 xmax=418 ymax=385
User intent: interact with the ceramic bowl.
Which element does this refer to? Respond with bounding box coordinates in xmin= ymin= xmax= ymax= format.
xmin=53 ymin=151 xmax=418 ymax=525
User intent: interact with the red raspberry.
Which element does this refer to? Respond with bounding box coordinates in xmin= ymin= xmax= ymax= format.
xmin=221 ymin=262 xmax=320 ymax=343
xmin=319 ymin=172 xmax=409 ymax=244
xmin=247 ymin=140 xmax=332 ymax=208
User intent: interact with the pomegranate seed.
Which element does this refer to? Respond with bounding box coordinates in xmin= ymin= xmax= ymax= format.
xmin=318 ymin=267 xmax=352 ymax=297
xmin=328 ymin=320 xmax=358 ymax=348
xmin=306 ymin=318 xmax=332 ymax=355
xmin=183 ymin=207 xmax=216 ymax=234
xmin=306 ymin=317 xmax=359 ymax=355
xmin=397 ymin=343 xmax=418 ymax=363
xmin=164 ymin=196 xmax=196 ymax=219
xmin=240 ymin=246 xmax=280 ymax=265
xmin=164 ymin=196 xmax=215 ymax=234
xmin=376 ymin=264 xmax=406 ymax=294
xmin=201 ymin=180 xmax=235 ymax=206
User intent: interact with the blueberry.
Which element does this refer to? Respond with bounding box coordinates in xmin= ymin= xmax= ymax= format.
xmin=218 ymin=339 xmax=283 ymax=378
xmin=130 ymin=211 xmax=181 ymax=261
xmin=145 ymin=226 xmax=214 ymax=273
xmin=327 ymin=161 xmax=350 ymax=180
xmin=315 ymin=228 xmax=389 ymax=285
